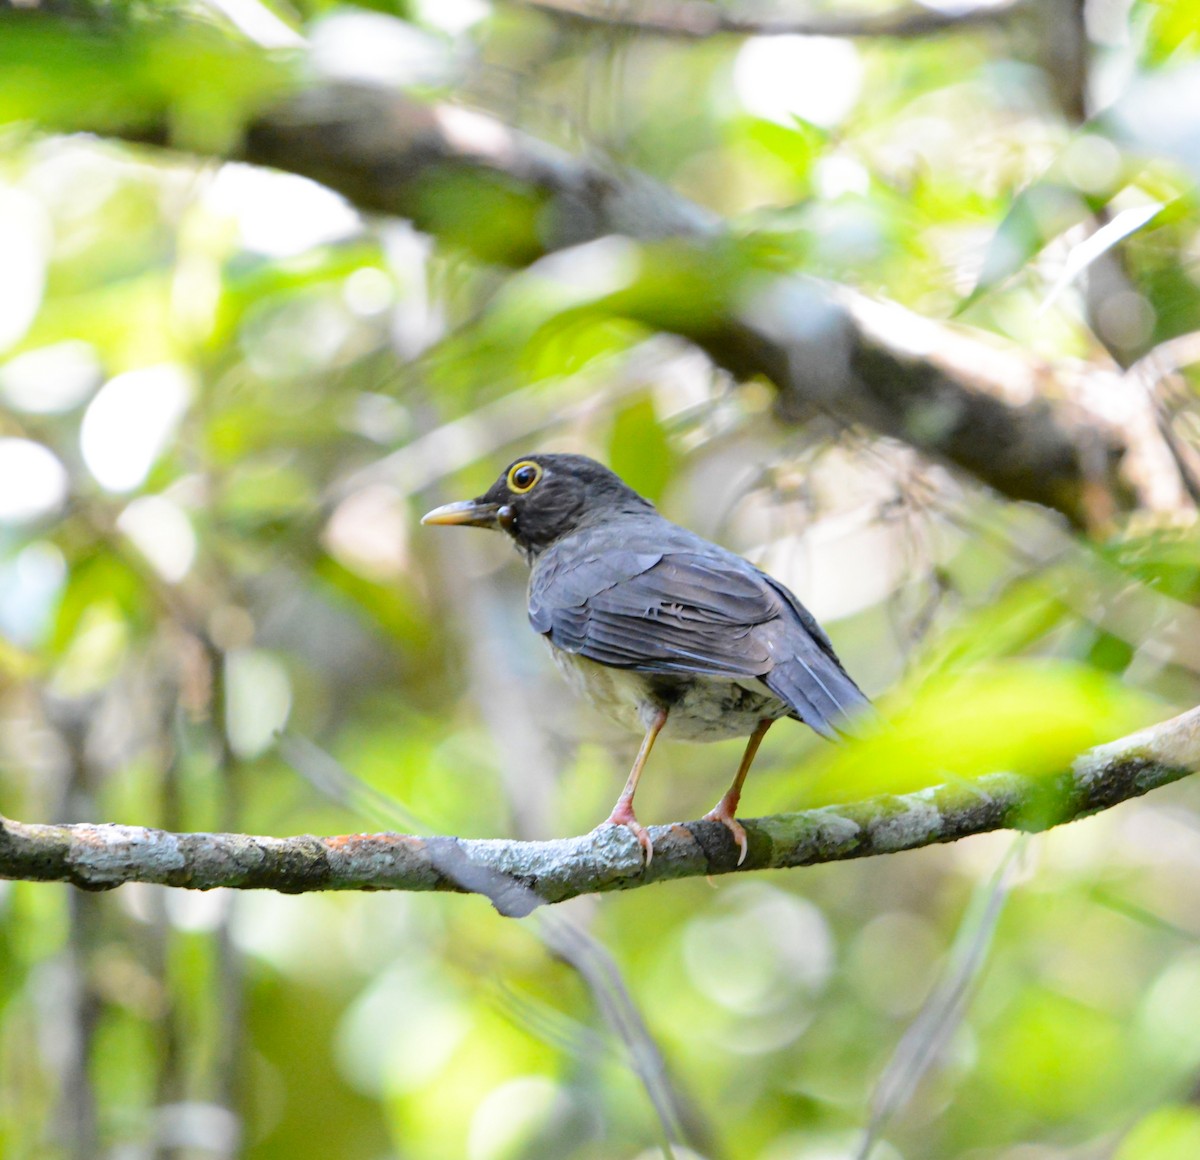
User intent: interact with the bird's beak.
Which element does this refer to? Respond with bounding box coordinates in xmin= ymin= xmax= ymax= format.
xmin=420 ymin=498 xmax=503 ymax=528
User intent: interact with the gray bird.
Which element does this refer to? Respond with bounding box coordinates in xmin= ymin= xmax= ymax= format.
xmin=422 ymin=453 xmax=868 ymax=864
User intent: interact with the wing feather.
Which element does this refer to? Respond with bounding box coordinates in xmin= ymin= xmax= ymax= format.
xmin=531 ymin=549 xmax=778 ymax=676
xmin=529 ymin=536 xmax=869 ymax=734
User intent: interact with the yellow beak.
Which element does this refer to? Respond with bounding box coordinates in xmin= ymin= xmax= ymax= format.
xmin=420 ymin=499 xmax=502 ymax=528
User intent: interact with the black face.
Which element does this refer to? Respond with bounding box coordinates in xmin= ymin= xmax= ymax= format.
xmin=421 ymin=453 xmax=652 ymax=557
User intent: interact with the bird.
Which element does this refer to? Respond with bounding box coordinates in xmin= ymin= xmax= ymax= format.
xmin=421 ymin=453 xmax=868 ymax=865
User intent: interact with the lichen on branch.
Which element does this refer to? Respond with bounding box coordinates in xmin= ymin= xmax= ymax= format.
xmin=1 ymin=706 xmax=1196 ymax=917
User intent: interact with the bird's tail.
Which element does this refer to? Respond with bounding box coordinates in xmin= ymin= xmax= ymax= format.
xmin=764 ymin=652 xmax=871 ymax=741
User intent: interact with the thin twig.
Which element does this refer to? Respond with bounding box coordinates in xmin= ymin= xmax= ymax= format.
xmin=5 ymin=6 xmax=1180 ymax=527
xmin=856 ymin=835 xmax=1026 ymax=1159
xmin=522 ymin=0 xmax=1029 ymax=41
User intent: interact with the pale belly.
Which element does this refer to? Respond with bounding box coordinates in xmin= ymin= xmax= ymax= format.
xmin=547 ymin=645 xmax=789 ymax=742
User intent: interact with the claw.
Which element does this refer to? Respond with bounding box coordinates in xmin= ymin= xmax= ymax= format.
xmin=604 ymin=803 xmax=654 ymax=866
xmin=702 ymin=803 xmax=748 ymax=866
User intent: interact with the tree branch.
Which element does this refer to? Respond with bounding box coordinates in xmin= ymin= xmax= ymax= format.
xmin=234 ymin=86 xmax=1185 ymax=527
xmin=3 ymin=706 xmax=1196 ymax=917
xmin=4 ymin=11 xmax=1190 ymax=526
xmin=522 ymin=0 xmax=1030 ymax=41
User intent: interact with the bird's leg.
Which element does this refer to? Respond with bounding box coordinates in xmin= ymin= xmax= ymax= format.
xmin=603 ymin=707 xmax=668 ymax=865
xmin=703 ymin=717 xmax=774 ymax=866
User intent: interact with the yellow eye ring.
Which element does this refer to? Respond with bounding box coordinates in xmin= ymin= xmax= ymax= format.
xmin=507 ymin=460 xmax=542 ymax=493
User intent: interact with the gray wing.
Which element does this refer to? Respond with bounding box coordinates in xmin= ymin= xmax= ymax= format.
xmin=529 ymin=545 xmax=868 ymax=738
xmin=530 ymin=549 xmax=778 ymax=675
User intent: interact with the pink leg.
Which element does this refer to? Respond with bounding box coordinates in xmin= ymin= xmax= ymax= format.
xmin=703 ymin=718 xmax=774 ymax=865
xmin=604 ymin=707 xmax=668 ymax=865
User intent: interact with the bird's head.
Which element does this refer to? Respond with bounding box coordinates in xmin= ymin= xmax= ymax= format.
xmin=421 ymin=453 xmax=653 ymax=559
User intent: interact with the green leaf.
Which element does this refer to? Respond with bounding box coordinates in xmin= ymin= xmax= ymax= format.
xmin=0 ymin=13 xmax=294 ymax=151
xmin=982 ymin=988 xmax=1126 ymax=1120
xmin=1140 ymin=0 xmax=1200 ymax=65
xmin=1114 ymin=1107 xmax=1200 ymax=1160
xmin=961 ymin=180 xmax=1094 ymax=311
xmin=50 ymin=553 xmax=151 ymax=657
xmin=916 ymin=574 xmax=1069 ymax=678
xmin=960 ymin=131 xmax=1146 ymax=311
xmin=787 ymin=660 xmax=1158 ymax=808
xmin=1107 ymin=524 xmax=1200 ymax=604
xmin=606 ymin=395 xmax=676 ymax=504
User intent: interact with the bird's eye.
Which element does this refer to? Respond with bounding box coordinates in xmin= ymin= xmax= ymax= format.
xmin=507 ymin=461 xmax=542 ymax=493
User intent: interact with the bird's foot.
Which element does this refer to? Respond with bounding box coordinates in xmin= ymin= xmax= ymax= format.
xmin=603 ymin=801 xmax=654 ymax=866
xmin=702 ymin=798 xmax=748 ymax=866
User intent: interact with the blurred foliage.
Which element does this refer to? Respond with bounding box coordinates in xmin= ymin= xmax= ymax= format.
xmin=0 ymin=13 xmax=293 ymax=149
xmin=1 ymin=1 xmax=1200 ymax=1159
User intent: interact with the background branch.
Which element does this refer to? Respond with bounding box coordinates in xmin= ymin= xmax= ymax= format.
xmin=231 ymin=83 xmax=1171 ymax=527
xmin=236 ymin=82 xmax=1172 ymax=527
xmin=3 ymin=705 xmax=1197 ymax=917
xmin=4 ymin=2 xmax=1199 ymax=1152
xmin=2 ymin=6 xmax=1184 ymax=528
xmin=522 ymin=0 xmax=1030 ymax=40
